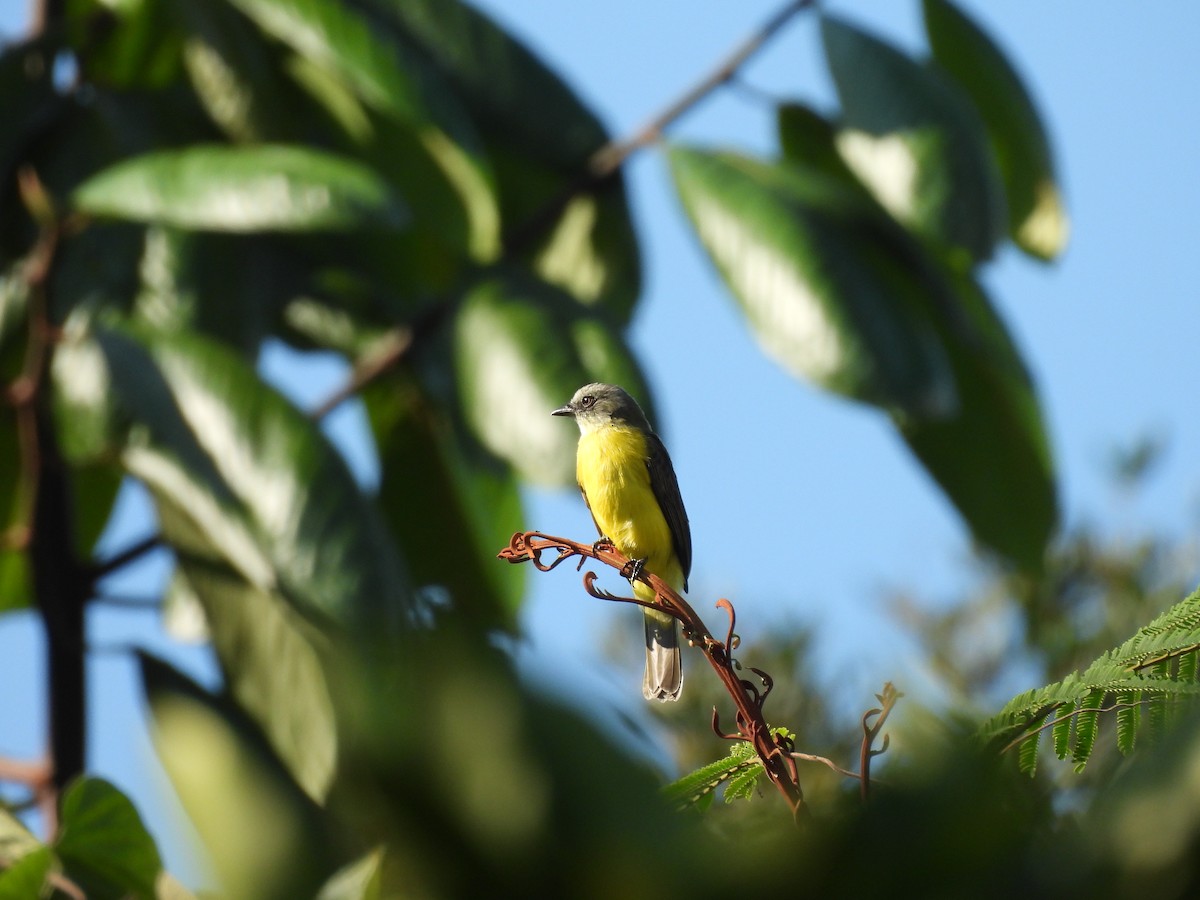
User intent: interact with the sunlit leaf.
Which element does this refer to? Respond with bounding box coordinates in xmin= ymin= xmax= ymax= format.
xmin=669 ymin=144 xmax=955 ymax=417
xmin=315 ymin=848 xmax=384 ymax=900
xmin=379 ymin=0 xmax=641 ymax=318
xmin=52 ymin=321 xmax=412 ymax=634
xmin=452 ymin=270 xmax=651 ymax=486
xmin=923 ymin=0 xmax=1068 ymax=260
xmin=0 ymin=846 xmax=52 ymax=897
xmin=171 ymin=557 xmax=337 ymax=800
xmin=140 ymin=652 xmax=334 ymax=900
xmin=822 ymin=15 xmax=1006 ymax=264
xmin=73 ymin=145 xmax=408 ymax=233
xmin=225 ymin=0 xmax=499 ymax=259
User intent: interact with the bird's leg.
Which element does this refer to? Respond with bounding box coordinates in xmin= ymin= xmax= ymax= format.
xmin=592 ymin=535 xmax=616 ymax=555
xmin=622 ymin=557 xmax=648 ymax=584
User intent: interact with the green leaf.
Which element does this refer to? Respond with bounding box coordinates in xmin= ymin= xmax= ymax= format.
xmin=923 ymin=0 xmax=1068 ymax=260
xmin=0 ymin=806 xmax=42 ymax=865
xmin=55 ymin=777 xmax=162 ymax=900
xmin=897 ymin=273 xmax=1057 ymax=569
xmin=662 ymin=748 xmax=758 ymax=810
xmin=1179 ymin=649 xmax=1198 ymax=682
xmin=139 ymin=652 xmax=334 ymax=900
xmin=73 ymin=145 xmax=409 ymax=232
xmin=0 ymin=846 xmax=53 ymax=897
xmin=132 ymin=227 xmax=306 ymax=355
xmin=723 ymin=765 xmax=764 ymax=803
xmin=669 ymin=144 xmax=955 ymax=418
xmin=1115 ymin=689 xmax=1140 ymax=755
xmin=67 ymin=0 xmax=185 ymax=89
xmin=1072 ymin=689 xmax=1106 ymax=772
xmin=777 ymin=102 xmax=862 ymax=184
xmin=171 ymin=556 xmax=338 ymax=800
xmin=175 ymin=0 xmax=308 ymax=143
xmin=1051 ymin=704 xmax=1071 ymax=759
xmin=982 ymin=584 xmax=1200 ymax=759
xmin=821 ymin=15 xmax=1006 ymax=264
xmin=1016 ymin=729 xmax=1039 ymax=777
xmin=225 ymin=0 xmax=499 ymax=260
xmin=453 ymin=270 xmax=651 ymax=487
xmin=366 ymin=375 xmax=525 ymax=630
xmin=315 ymin=848 xmax=384 ymax=900
xmin=52 ymin=322 xmax=412 ymax=634
xmin=374 ymin=0 xmax=641 ymax=318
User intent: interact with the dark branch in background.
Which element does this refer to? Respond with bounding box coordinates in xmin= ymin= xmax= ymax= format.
xmin=89 ymin=533 xmax=161 ymax=580
xmin=311 ymin=0 xmax=816 ymax=418
xmin=500 ymin=530 xmax=811 ymax=821
xmin=5 ymin=169 xmax=91 ymax=834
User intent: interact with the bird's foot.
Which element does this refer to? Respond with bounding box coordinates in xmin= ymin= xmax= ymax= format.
xmin=592 ymin=536 xmax=616 ymax=555
xmin=622 ymin=557 xmax=648 ymax=584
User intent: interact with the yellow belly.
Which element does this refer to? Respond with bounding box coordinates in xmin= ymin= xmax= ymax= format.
xmin=577 ymin=426 xmax=682 ymax=590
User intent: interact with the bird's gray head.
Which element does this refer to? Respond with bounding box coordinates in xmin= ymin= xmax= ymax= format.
xmin=551 ymin=382 xmax=651 ymax=434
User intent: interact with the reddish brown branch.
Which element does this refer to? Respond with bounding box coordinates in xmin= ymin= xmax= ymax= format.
xmin=500 ymin=530 xmax=808 ymax=820
xmin=859 ymin=682 xmax=902 ymax=804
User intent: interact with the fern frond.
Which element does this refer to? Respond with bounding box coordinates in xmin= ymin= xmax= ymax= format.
xmin=979 ymin=583 xmax=1200 ymax=771
xmin=663 ymin=741 xmax=758 ymax=810
xmin=1115 ymin=689 xmax=1140 ymax=755
xmin=1072 ymin=689 xmax=1105 ymax=772
xmin=1016 ymin=728 xmax=1040 ymax=777
xmin=1051 ymin=704 xmax=1072 ymax=759
xmin=724 ymin=766 xmax=764 ymax=803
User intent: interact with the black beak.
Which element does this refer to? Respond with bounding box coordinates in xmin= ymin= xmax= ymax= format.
xmin=551 ymin=402 xmax=574 ymax=417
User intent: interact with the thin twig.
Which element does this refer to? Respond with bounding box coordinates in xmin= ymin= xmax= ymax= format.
xmin=89 ymin=534 xmax=161 ymax=580
xmin=860 ymin=682 xmax=902 ymax=804
xmin=791 ymin=752 xmax=862 ymax=781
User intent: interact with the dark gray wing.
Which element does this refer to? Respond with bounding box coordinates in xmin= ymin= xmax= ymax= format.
xmin=646 ymin=434 xmax=692 ymax=590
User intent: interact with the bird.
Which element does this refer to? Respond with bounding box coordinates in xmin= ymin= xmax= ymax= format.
xmin=552 ymin=383 xmax=692 ymax=701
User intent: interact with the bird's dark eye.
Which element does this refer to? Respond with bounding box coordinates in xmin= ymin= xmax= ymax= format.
xmin=580 ymin=395 xmax=594 ymax=408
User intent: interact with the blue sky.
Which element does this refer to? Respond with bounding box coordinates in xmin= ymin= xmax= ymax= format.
xmin=2 ymin=0 xmax=1199 ymax=885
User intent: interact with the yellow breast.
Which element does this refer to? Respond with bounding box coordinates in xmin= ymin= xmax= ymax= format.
xmin=576 ymin=425 xmax=681 ymax=588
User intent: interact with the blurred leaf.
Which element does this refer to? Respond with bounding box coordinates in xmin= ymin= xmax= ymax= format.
xmin=821 ymin=15 xmax=1007 ymax=264
xmin=376 ymin=0 xmax=606 ymax=167
xmin=777 ymin=101 xmax=862 ymax=184
xmin=140 ymin=652 xmax=334 ymax=900
xmin=52 ymin=321 xmax=411 ymax=634
xmin=366 ymin=376 xmax=525 ymax=630
xmin=73 ymin=144 xmax=409 ymax=232
xmin=171 ymin=556 xmax=337 ymax=800
xmin=379 ymin=0 xmax=641 ymax=318
xmin=174 ymin=0 xmax=308 ymax=143
xmin=55 ymin=777 xmax=163 ymax=900
xmin=923 ymin=0 xmax=1068 ymax=260
xmin=452 ymin=270 xmax=650 ymax=486
xmin=225 ymin=0 xmax=499 ymax=260
xmin=67 ymin=0 xmax=185 ymax=89
xmin=898 ymin=273 xmax=1056 ymax=569
xmin=0 ymin=806 xmax=42 ymax=864
xmin=669 ymin=145 xmax=955 ymax=417
xmin=133 ymin=227 xmax=305 ymax=355
xmin=315 ymin=848 xmax=383 ymax=900
xmin=0 ymin=846 xmax=52 ymax=897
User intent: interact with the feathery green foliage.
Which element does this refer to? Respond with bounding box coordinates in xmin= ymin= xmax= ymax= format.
xmin=980 ymin=584 xmax=1200 ymax=773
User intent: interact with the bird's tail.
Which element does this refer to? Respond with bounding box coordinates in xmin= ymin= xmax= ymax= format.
xmin=642 ymin=608 xmax=682 ymax=702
